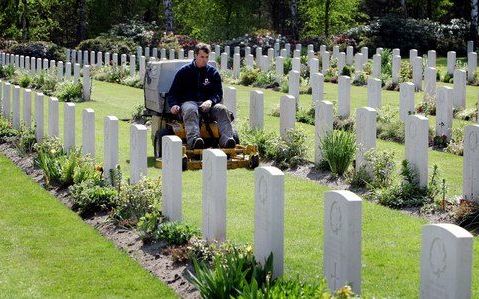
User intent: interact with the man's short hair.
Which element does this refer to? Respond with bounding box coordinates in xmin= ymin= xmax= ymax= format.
xmin=194 ymin=43 xmax=211 ymax=55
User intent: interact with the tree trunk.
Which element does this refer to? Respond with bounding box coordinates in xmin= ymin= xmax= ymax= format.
xmin=400 ymin=0 xmax=407 ymax=17
xmin=325 ymin=0 xmax=331 ymax=37
xmin=290 ymin=0 xmax=299 ymax=40
xmin=21 ymin=0 xmax=28 ymax=41
xmin=76 ymin=0 xmax=87 ymax=44
xmin=163 ymin=0 xmax=174 ymax=32
xmin=472 ymin=0 xmax=478 ymax=43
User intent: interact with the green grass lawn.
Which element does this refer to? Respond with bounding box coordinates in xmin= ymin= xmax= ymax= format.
xmin=5 ymin=61 xmax=479 ymax=297
xmin=0 ymin=154 xmax=177 ymax=298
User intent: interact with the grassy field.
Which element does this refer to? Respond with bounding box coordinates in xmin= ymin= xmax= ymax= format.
xmin=0 ymin=155 xmax=177 ymax=298
xmin=3 ymin=57 xmax=479 ymax=297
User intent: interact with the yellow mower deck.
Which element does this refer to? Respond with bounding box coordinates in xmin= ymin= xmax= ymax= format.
xmin=155 ymin=144 xmax=259 ymax=170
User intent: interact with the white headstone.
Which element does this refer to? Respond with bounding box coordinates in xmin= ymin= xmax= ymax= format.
xmin=393 ymin=48 xmax=400 ymax=56
xmin=35 ymin=93 xmax=44 ymax=141
xmin=447 ymin=51 xmax=456 ymax=75
xmin=161 ymin=48 xmax=166 ymax=60
xmin=346 ymin=46 xmax=354 ymax=65
xmin=376 ymin=47 xmax=383 ymax=55
xmin=121 ymin=54 xmax=126 ymax=66
xmin=82 ymin=65 xmax=91 ymax=101
xmin=367 ymin=77 xmax=382 ymax=109
xmin=268 ymin=48 xmax=274 ymax=62
xmin=435 ymin=86 xmax=453 ymax=141
xmin=256 ymin=47 xmax=262 ymax=64
xmin=280 ymin=48 xmax=287 ymax=58
xmin=311 ymin=72 xmax=324 ymax=105
xmin=104 ymin=116 xmax=119 ymax=178
xmin=65 ymin=62 xmax=72 ymax=80
xmin=356 ymin=107 xmax=377 ymax=171
xmin=66 ymin=49 xmax=71 ymax=62
xmin=2 ymin=83 xmax=10 ymax=119
xmin=90 ymin=51 xmax=96 ymax=66
xmin=280 ymin=95 xmax=296 ymax=139
xmin=361 ymin=47 xmax=368 ymax=65
xmin=145 ymin=47 xmax=150 ymax=58
xmin=83 ymin=50 xmax=88 ymax=66
xmin=292 ymin=57 xmax=301 ymax=72
xmin=215 ymin=45 xmax=221 ymax=56
xmin=372 ymin=54 xmax=381 ymax=78
xmin=130 ymin=55 xmax=136 ymax=76
xmin=324 ymin=190 xmax=362 ymax=294
xmin=169 ymin=49 xmax=175 ymax=60
xmin=152 ymin=48 xmax=158 ymax=59
xmin=293 ymin=49 xmax=301 ymax=59
xmin=288 ymin=70 xmax=300 ymax=106
xmin=224 ymin=46 xmax=230 ymax=57
xmin=57 ymin=61 xmax=64 ymax=79
xmin=285 ymin=43 xmax=291 ymax=57
xmin=427 ymin=50 xmax=436 ymax=68
xmin=12 ymin=86 xmax=20 ymax=129
xmin=105 ymin=52 xmax=110 ymax=65
xmin=188 ymin=50 xmax=194 ymax=60
xmin=73 ymin=63 xmax=80 ymax=82
xmin=112 ymin=53 xmax=118 ymax=66
xmin=19 ymin=55 xmax=24 ymax=69
xmin=234 ymin=46 xmax=240 ymax=55
xmin=413 ymin=56 xmax=423 ymax=91
xmin=467 ymin=52 xmax=477 ymax=81
xmin=463 ymin=124 xmax=479 ymax=202
xmin=202 ymin=149 xmax=227 ymax=242
xmin=245 ymin=46 xmax=251 ymax=57
xmin=338 ymin=52 xmax=346 ymax=75
xmin=25 ymin=56 xmax=30 ymax=71
xmin=420 ymin=223 xmax=473 ymax=299
xmin=332 ymin=45 xmax=340 ymax=59
xmin=405 ymin=115 xmax=429 ymax=187
xmin=97 ymin=51 xmax=103 ymax=66
xmin=220 ymin=52 xmax=228 ymax=71
xmin=354 ymin=53 xmax=364 ymax=74
xmin=309 ymin=58 xmax=319 ymax=78
xmin=410 ymin=49 xmax=418 ymax=65
xmin=275 ymin=56 xmax=284 ymax=76
xmin=467 ymin=40 xmax=474 ymax=53
xmin=250 ymin=90 xmax=264 ymax=129
xmin=399 ymin=82 xmax=415 ymax=121
xmin=392 ymin=55 xmax=401 ymax=84
xmin=315 ymin=100 xmax=334 ymax=164
xmin=254 ymin=166 xmax=284 ymax=278
xmin=178 ymin=49 xmax=184 ymax=60
xmin=453 ymin=69 xmax=466 ymax=109
xmin=246 ymin=54 xmax=254 ymax=69
xmin=64 ymin=103 xmax=75 ymax=152
xmin=130 ymin=124 xmax=148 ymax=184
xmin=30 ymin=57 xmax=36 ymax=74
xmin=36 ymin=58 xmax=42 ymax=72
xmin=233 ymin=53 xmax=240 ymax=79
xmin=139 ymin=56 xmax=146 ymax=81
xmin=23 ymin=89 xmax=32 ymax=128
xmin=162 ymin=135 xmax=183 ymax=221
xmin=82 ymin=108 xmax=95 ymax=158
xmin=322 ymin=51 xmax=330 ymax=74
xmin=223 ymin=86 xmax=237 ymax=119
xmin=48 ymin=97 xmax=59 ymax=137
xmin=338 ymin=76 xmax=351 ymax=117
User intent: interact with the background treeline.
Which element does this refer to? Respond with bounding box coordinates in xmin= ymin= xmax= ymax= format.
xmin=0 ymin=0 xmax=476 ymax=55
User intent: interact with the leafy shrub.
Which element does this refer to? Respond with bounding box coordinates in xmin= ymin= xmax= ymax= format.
xmin=364 ymin=149 xmax=396 ymax=189
xmin=445 ymin=127 xmax=464 ymax=156
xmin=320 ymin=130 xmax=356 ymax=176
xmin=18 ymin=73 xmax=32 ymax=88
xmin=8 ymin=41 xmax=65 ymax=61
xmin=352 ymin=72 xmax=368 ymax=86
xmin=454 ymin=108 xmax=477 ymax=122
xmin=69 ymin=179 xmax=118 ymax=217
xmin=252 ymin=71 xmax=279 ymax=89
xmin=239 ymin=68 xmax=260 ymax=86
xmin=54 ymin=81 xmax=83 ymax=102
xmin=267 ymin=129 xmax=308 ymax=169
xmin=190 ymin=248 xmax=273 ymax=299
xmin=0 ymin=117 xmax=18 ymax=141
xmin=107 ymin=19 xmax=160 ymax=47
xmin=238 ymin=125 xmax=277 ymax=158
xmin=112 ymin=177 xmax=162 ymax=226
xmin=120 ymin=74 xmax=142 ymax=88
xmin=377 ymin=106 xmax=405 ymax=143
xmin=16 ymin=126 xmax=36 ymax=154
xmin=0 ymin=65 xmax=15 ymax=80
xmin=77 ymin=36 xmax=136 ymax=56
xmin=416 ymin=96 xmax=436 ymax=116
xmin=154 ymin=222 xmax=200 ymax=246
xmin=31 ymin=70 xmax=59 ymax=95
xmin=296 ymin=107 xmax=315 ymax=125
xmin=137 ymin=204 xmax=164 ymax=242
xmin=372 ymin=160 xmax=441 ymax=209
xmin=333 ymin=116 xmax=355 ymax=132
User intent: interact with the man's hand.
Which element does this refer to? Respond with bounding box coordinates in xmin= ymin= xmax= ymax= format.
xmin=199 ymin=100 xmax=213 ymax=112
xmin=170 ymin=105 xmax=180 ymax=114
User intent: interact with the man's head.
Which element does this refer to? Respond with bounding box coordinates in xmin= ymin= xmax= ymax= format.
xmin=194 ymin=43 xmax=210 ymax=68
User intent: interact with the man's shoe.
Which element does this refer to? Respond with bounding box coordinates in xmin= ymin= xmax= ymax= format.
xmin=192 ymin=138 xmax=204 ymax=150
xmin=223 ymin=138 xmax=236 ymax=149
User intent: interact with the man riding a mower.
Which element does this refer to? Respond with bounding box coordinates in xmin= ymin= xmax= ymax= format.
xmin=167 ymin=43 xmax=236 ymax=150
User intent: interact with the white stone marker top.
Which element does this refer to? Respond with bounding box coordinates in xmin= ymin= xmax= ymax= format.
xmin=420 ymin=223 xmax=473 ymax=299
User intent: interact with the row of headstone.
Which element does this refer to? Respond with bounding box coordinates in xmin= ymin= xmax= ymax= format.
xmin=0 ymin=80 xmax=145 ymax=183
xmin=0 ymin=52 xmax=92 ymax=101
xmin=160 ymin=133 xmax=473 ymax=297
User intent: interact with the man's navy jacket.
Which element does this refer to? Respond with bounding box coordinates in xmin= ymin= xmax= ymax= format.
xmin=167 ymin=60 xmax=223 ymax=108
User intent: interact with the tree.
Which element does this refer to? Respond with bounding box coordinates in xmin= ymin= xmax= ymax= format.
xmin=76 ymin=0 xmax=87 ymax=43
xmin=163 ymin=0 xmax=173 ymax=32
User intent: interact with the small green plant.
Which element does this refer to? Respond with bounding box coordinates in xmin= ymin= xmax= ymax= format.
xmin=137 ymin=203 xmax=164 ymax=242
xmin=154 ymin=222 xmax=200 ymax=245
xmin=18 ymin=73 xmax=32 ymax=88
xmin=267 ymin=129 xmax=308 ymax=169
xmin=320 ymin=130 xmax=356 ymax=176
xmin=238 ymin=124 xmax=277 ymax=158
xmin=377 ymin=106 xmax=405 ymax=143
xmin=130 ymin=104 xmax=147 ymax=124
xmin=296 ymin=106 xmax=315 ymax=125
xmin=15 ymin=126 xmax=36 ymax=154
xmin=69 ymin=179 xmax=118 ymax=217
xmin=333 ymin=116 xmax=355 ymax=132
xmin=253 ymin=70 xmax=279 ymax=89
xmin=54 ymin=81 xmax=83 ymax=102
xmin=112 ymin=177 xmax=162 ymax=226
xmin=364 ymin=149 xmax=396 ymax=189
xmin=0 ymin=117 xmax=18 ymax=141
xmin=239 ymin=68 xmax=260 ymax=86
xmin=352 ymin=72 xmax=367 ymax=86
